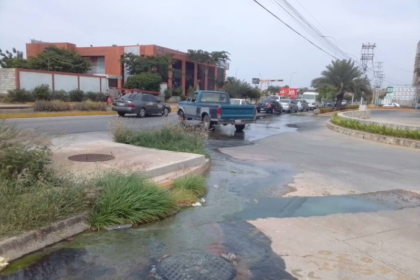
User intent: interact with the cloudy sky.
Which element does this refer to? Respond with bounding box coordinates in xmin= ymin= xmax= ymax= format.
xmin=1 ymin=0 xmax=419 ymax=88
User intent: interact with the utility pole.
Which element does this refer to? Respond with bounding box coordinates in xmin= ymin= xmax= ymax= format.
xmin=259 ymin=79 xmax=284 ymax=93
xmin=360 ymin=43 xmax=376 ymax=105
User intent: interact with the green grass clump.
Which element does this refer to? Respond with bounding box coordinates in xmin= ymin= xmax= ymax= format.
xmin=173 ymin=175 xmax=206 ymax=197
xmin=112 ymin=121 xmax=210 ymax=157
xmin=89 ymin=173 xmax=178 ymax=229
xmin=331 ymin=114 xmax=420 ymax=140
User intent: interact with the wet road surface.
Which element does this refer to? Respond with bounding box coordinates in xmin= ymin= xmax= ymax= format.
xmin=2 ymin=112 xmax=420 ymax=280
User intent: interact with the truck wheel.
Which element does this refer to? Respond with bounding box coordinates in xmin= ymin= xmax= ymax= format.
xmin=202 ymin=114 xmax=211 ymax=130
xmin=118 ymin=112 xmax=125 ymax=117
xmin=235 ymin=124 xmax=245 ymax=132
xmin=178 ymin=110 xmax=186 ymax=121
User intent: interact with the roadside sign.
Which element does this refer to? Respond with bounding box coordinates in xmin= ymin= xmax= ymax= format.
xmin=278 ymin=88 xmax=297 ymax=98
xmin=252 ymin=78 xmax=260 ymax=84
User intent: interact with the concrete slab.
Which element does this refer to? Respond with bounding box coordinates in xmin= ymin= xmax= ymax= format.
xmin=50 ymin=139 xmax=206 ymax=179
xmin=249 ymin=208 xmax=420 ymax=280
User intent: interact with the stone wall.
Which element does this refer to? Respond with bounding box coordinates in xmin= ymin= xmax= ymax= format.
xmin=339 ymin=110 xmax=371 ymax=119
xmin=0 ymin=68 xmax=16 ymax=94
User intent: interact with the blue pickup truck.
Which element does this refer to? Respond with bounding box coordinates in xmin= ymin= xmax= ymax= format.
xmin=177 ymin=91 xmax=256 ymax=131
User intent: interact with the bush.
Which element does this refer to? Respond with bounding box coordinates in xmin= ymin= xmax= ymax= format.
xmin=69 ymin=89 xmax=84 ymax=102
xmin=33 ymin=84 xmax=50 ymax=100
xmin=112 ymin=121 xmax=209 ymax=157
xmin=164 ymin=89 xmax=172 ymax=100
xmin=34 ymin=100 xmax=71 ymax=111
xmin=171 ymin=175 xmax=206 ymax=205
xmin=50 ymin=90 xmax=69 ymax=102
xmin=89 ymin=173 xmax=178 ymax=229
xmin=85 ymin=91 xmax=105 ymax=102
xmin=345 ymin=104 xmax=359 ymax=110
xmin=319 ymin=107 xmax=334 ymax=114
xmin=6 ymin=89 xmax=35 ymax=103
xmin=330 ymin=114 xmax=420 ymax=140
xmin=172 ymin=87 xmax=182 ymax=97
xmin=72 ymin=100 xmax=107 ymax=111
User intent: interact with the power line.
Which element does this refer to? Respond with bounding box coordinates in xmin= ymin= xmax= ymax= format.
xmin=253 ymin=0 xmax=339 ymax=60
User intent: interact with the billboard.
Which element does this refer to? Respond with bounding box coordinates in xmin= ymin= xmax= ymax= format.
xmin=279 ymin=88 xmax=297 ymax=98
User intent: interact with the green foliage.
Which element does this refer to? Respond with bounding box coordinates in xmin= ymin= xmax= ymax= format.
xmin=121 ymin=53 xmax=175 ymax=80
xmin=50 ymin=90 xmax=69 ymax=102
xmin=112 ymin=121 xmax=209 ymax=157
xmin=172 ymin=87 xmax=183 ymax=96
xmin=187 ymin=85 xmax=196 ymax=95
xmin=311 ymin=59 xmax=370 ymax=105
xmin=173 ymin=175 xmax=206 ymax=197
xmin=89 ymin=173 xmax=178 ymax=229
xmin=34 ymin=100 xmax=71 ymax=111
xmin=33 ymin=84 xmax=50 ymax=100
xmin=27 ymin=46 xmax=91 ymax=73
xmin=0 ymin=48 xmax=27 ymax=68
xmin=267 ymin=85 xmax=280 ymax=95
xmin=6 ymin=89 xmax=34 ymax=103
xmin=69 ymin=89 xmax=84 ymax=102
xmin=317 ymin=85 xmax=336 ymax=102
xmin=72 ymin=100 xmax=106 ymax=111
xmin=331 ymin=114 xmax=420 ymax=140
xmin=319 ymin=107 xmax=334 ymax=114
xmin=124 ymin=73 xmax=161 ymax=91
xmin=164 ymin=88 xmax=172 ymax=100
xmin=187 ymin=49 xmax=230 ymax=65
xmin=223 ymin=77 xmax=257 ymax=99
xmin=85 ymin=91 xmax=105 ymax=102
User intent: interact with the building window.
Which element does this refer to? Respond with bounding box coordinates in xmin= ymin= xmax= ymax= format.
xmin=173 ymin=59 xmax=182 ymax=91
xmin=86 ymin=56 xmax=105 ymax=74
xmin=207 ymin=66 xmax=215 ymax=90
xmin=186 ymin=62 xmax=194 ymax=92
xmin=198 ymin=65 xmax=205 ymax=90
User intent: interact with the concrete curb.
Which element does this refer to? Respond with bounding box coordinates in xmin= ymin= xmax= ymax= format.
xmin=0 ymin=214 xmax=89 ymax=263
xmin=0 ymin=158 xmax=211 ymax=264
xmin=0 ymin=111 xmax=116 ymax=119
xmin=326 ymin=121 xmax=420 ymax=149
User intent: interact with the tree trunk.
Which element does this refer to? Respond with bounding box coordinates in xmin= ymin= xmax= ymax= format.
xmin=335 ymin=92 xmax=344 ymax=110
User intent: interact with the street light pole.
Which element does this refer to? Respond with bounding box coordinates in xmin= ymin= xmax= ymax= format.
xmin=289 ymin=72 xmax=297 ymax=87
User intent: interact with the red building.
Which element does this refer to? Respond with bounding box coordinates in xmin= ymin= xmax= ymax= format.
xmin=26 ymin=42 xmax=228 ymax=93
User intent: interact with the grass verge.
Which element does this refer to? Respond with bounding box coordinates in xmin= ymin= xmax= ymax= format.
xmin=112 ymin=120 xmax=210 ymax=158
xmin=0 ymin=111 xmax=115 ymax=119
xmin=171 ymin=175 xmax=206 ymax=205
xmin=331 ymin=113 xmax=420 ymax=140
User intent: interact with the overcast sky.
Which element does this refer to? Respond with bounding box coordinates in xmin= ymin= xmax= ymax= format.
xmin=1 ymin=0 xmax=419 ymax=88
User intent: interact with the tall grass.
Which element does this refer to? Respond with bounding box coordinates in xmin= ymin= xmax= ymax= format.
xmin=331 ymin=114 xmax=420 ymax=140
xmin=112 ymin=120 xmax=210 ymax=157
xmin=89 ymin=173 xmax=178 ymax=229
xmin=34 ymin=100 xmax=106 ymax=112
xmin=171 ymin=175 xmax=207 ymax=206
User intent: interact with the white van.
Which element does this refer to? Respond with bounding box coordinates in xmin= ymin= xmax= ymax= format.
xmin=302 ymin=92 xmax=319 ymax=110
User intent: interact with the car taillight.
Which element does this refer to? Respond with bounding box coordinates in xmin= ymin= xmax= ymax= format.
xmin=128 ymin=103 xmax=135 ymax=108
xmin=217 ymin=107 xmax=221 ymax=119
xmin=267 ymin=104 xmax=271 ymax=108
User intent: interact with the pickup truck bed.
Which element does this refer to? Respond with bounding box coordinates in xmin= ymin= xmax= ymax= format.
xmin=178 ymin=91 xmax=256 ymax=131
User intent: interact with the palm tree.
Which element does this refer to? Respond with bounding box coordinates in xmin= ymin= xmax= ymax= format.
xmin=223 ymin=77 xmax=252 ymax=98
xmin=311 ymin=59 xmax=367 ymax=108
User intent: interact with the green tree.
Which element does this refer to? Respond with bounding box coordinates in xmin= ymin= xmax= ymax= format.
xmin=121 ymin=53 xmax=176 ymax=81
xmin=267 ymin=85 xmax=280 ymax=95
xmin=311 ymin=59 xmax=367 ymax=108
xmin=223 ymin=77 xmax=252 ymax=98
xmin=248 ymin=86 xmax=261 ymax=101
xmin=26 ymin=46 xmax=91 ymax=73
xmin=415 ymin=54 xmax=420 ymax=76
xmin=316 ymin=85 xmax=336 ymax=102
xmin=124 ymin=72 xmax=162 ymax=91
xmin=0 ymin=48 xmax=28 ymax=68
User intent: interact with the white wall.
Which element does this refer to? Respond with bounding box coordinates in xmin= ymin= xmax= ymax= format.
xmin=101 ymin=78 xmax=109 ymax=93
xmin=80 ymin=76 xmax=100 ymax=92
xmin=0 ymin=68 xmax=16 ymax=94
xmin=54 ymin=74 xmax=78 ymax=92
xmin=20 ymin=72 xmax=52 ymax=91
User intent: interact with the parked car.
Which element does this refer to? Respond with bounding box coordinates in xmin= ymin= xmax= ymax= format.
xmin=112 ymin=93 xmax=171 ymax=117
xmin=280 ymin=99 xmax=299 ymax=113
xmin=257 ymin=99 xmax=283 ymax=114
xmin=383 ymin=103 xmax=401 ymax=108
xmin=416 ymin=103 xmax=420 ymax=109
xmin=178 ymin=91 xmax=256 ymax=131
xmin=231 ymin=98 xmax=251 ymax=105
xmin=295 ymin=99 xmax=309 ymax=111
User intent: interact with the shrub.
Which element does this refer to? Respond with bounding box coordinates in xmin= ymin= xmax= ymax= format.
xmin=164 ymin=89 xmax=172 ymax=101
xmin=172 ymin=87 xmax=182 ymax=97
xmin=112 ymin=122 xmax=209 ymax=157
xmin=345 ymin=104 xmax=359 ymax=110
xmin=69 ymin=89 xmax=84 ymax=102
xmin=180 ymin=95 xmax=187 ymax=101
xmin=86 ymin=91 xmax=105 ymax=102
xmin=330 ymin=114 xmax=420 ymax=140
xmin=124 ymin=72 xmax=162 ymax=92
xmin=72 ymin=100 xmax=107 ymax=111
xmin=319 ymin=107 xmax=334 ymax=114
xmin=6 ymin=89 xmax=34 ymax=103
xmin=89 ymin=173 xmax=178 ymax=229
xmin=33 ymin=84 xmax=50 ymax=100
xmin=50 ymin=90 xmax=69 ymax=102
xmin=34 ymin=100 xmax=71 ymax=111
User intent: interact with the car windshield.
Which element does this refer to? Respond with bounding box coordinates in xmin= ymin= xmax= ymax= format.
xmin=200 ymin=92 xmax=230 ymax=104
xmin=231 ymin=99 xmax=241 ymax=105
xmin=120 ymin=94 xmax=136 ymax=100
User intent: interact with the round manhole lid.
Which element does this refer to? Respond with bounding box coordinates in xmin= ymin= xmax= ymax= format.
xmin=156 ymin=252 xmax=236 ymax=280
xmin=68 ymin=153 xmax=115 ymax=162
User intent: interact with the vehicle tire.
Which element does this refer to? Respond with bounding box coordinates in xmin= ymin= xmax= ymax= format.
xmin=137 ymin=108 xmax=146 ymax=118
xmin=235 ymin=124 xmax=245 ymax=132
xmin=162 ymin=108 xmax=169 ymax=117
xmin=257 ymin=109 xmax=260 ymax=113
xmin=178 ymin=110 xmax=186 ymax=121
xmin=202 ymin=114 xmax=211 ymax=130
xmin=278 ymin=109 xmax=282 ymax=115
xmin=118 ymin=112 xmax=125 ymax=117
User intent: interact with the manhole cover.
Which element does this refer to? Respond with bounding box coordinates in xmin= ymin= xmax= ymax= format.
xmin=286 ymin=124 xmax=299 ymax=128
xmin=68 ymin=153 xmax=115 ymax=162
xmin=156 ymin=252 xmax=236 ymax=280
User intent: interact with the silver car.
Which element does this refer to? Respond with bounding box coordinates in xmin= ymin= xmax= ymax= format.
xmin=112 ymin=93 xmax=171 ymax=117
xmin=280 ymin=99 xmax=299 ymax=113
